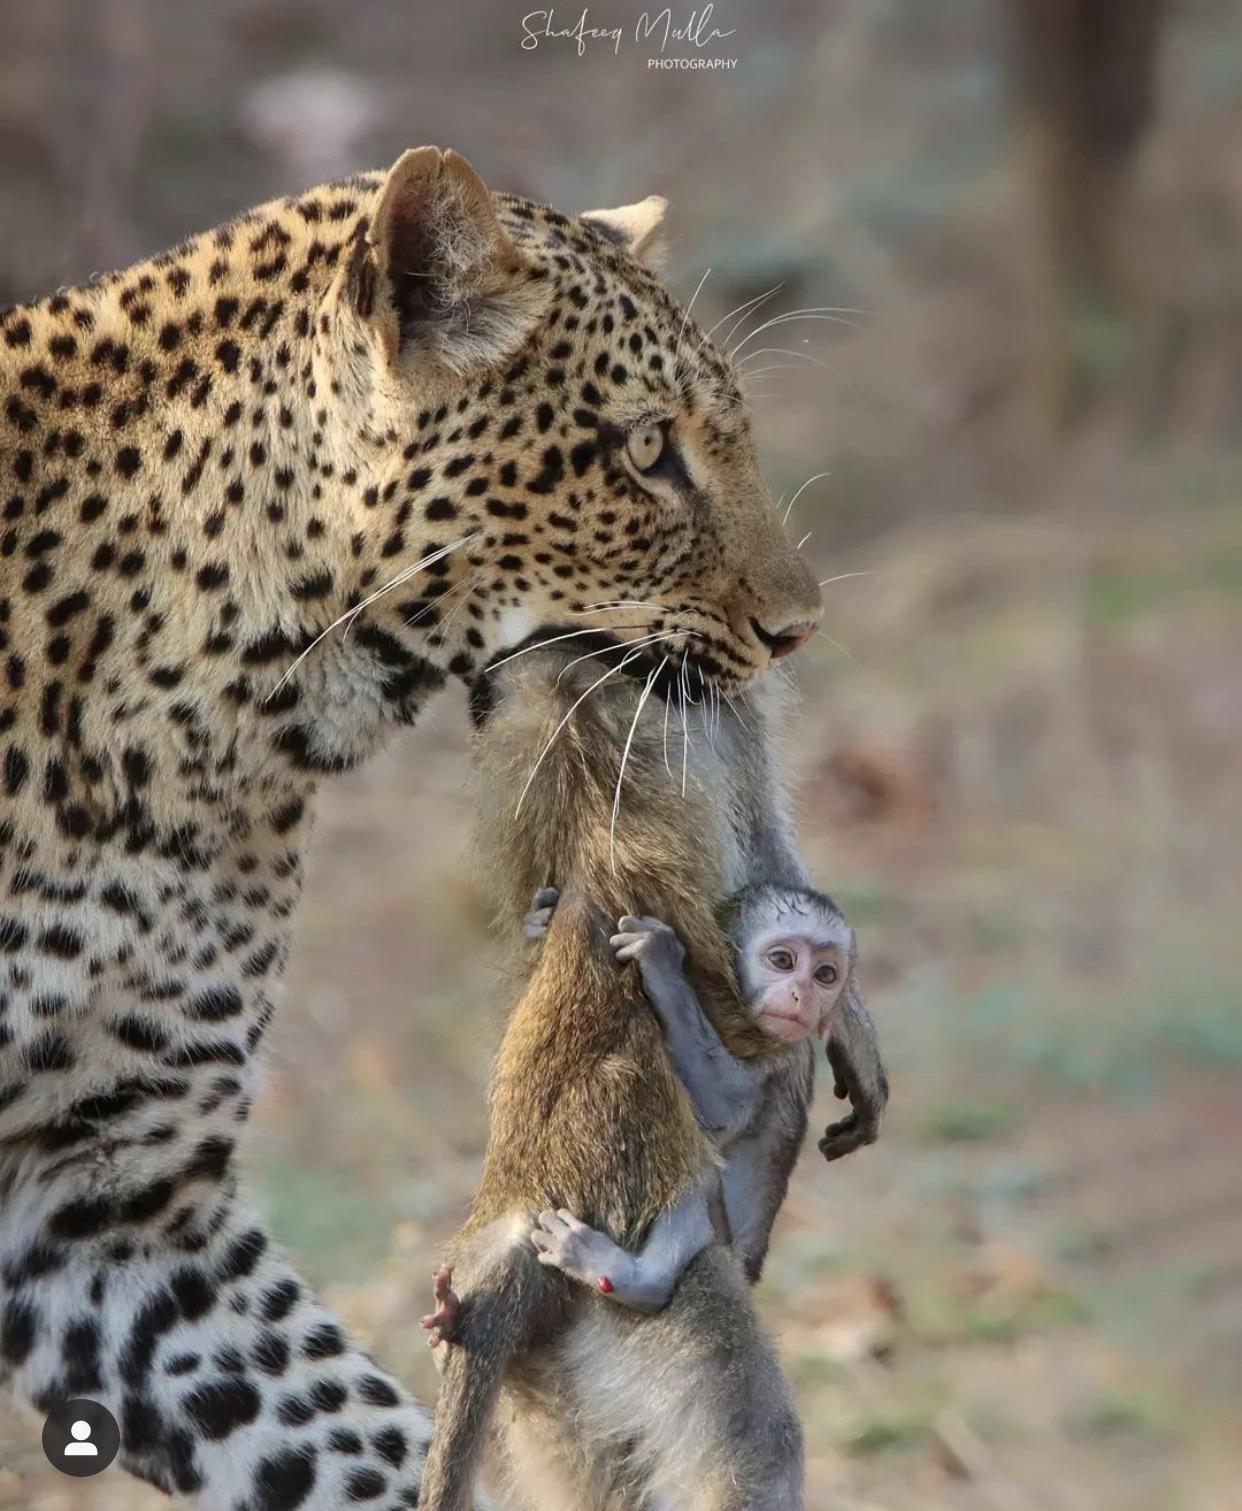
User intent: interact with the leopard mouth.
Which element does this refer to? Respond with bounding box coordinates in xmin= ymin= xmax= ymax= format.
xmin=471 ymin=618 xmax=757 ymax=711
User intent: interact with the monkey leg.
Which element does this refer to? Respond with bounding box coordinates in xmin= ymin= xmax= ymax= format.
xmin=420 ymin=1215 xmax=568 ymax=1511
xmin=494 ymin=1361 xmax=633 ymax=1511
xmin=820 ymin=991 xmax=888 ymax=1163
xmin=557 ymin=1245 xmax=804 ymax=1510
xmin=530 ymin=1177 xmax=718 ymax=1314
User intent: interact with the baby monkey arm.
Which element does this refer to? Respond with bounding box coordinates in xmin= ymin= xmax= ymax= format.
xmin=523 ymin=892 xmax=765 ymax=1140
xmin=531 ymin=1177 xmax=720 ymax=1313
xmin=611 ymin=915 xmax=766 ymax=1142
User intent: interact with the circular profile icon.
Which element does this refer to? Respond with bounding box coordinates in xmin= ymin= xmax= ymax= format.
xmin=42 ymin=1398 xmax=120 ymax=1477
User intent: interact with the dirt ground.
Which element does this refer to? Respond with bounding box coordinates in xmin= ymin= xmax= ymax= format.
xmin=1 ymin=1 xmax=1240 ymax=1506
xmin=5 ymin=500 xmax=1239 ymax=1510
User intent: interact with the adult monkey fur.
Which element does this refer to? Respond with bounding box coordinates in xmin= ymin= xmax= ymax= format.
xmin=419 ymin=644 xmax=888 ymax=1511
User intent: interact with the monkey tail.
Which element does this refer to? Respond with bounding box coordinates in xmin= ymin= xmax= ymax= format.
xmin=419 ymin=1245 xmax=562 ymax=1511
xmin=419 ymin=1344 xmax=506 ymax=1511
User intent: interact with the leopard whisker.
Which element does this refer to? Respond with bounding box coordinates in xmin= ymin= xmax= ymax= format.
xmin=679 ymin=655 xmax=690 ymax=798
xmin=730 ymin=307 xmax=867 ymax=359
xmin=425 ymin=561 xmax=487 ymax=637
xmin=486 ymin=623 xmax=644 ymax=674
xmin=675 ymin=268 xmax=712 ymax=371
xmin=735 ymin=345 xmax=851 ymax=389
xmin=662 ymin=670 xmax=674 ymax=780
xmin=818 ymin=570 xmax=873 ymax=588
xmin=514 ymin=645 xmax=650 ymax=817
xmin=816 ymin=629 xmax=855 ymax=661
xmin=569 ymin=600 xmax=664 ymax=616
xmin=739 ymin=362 xmax=804 ymax=382
xmin=268 ymin=533 xmax=477 ymax=698
xmin=721 ymin=689 xmax=751 ymax=733
xmin=555 ymin=628 xmax=689 ymax=683
xmin=783 ymin=471 xmax=832 ymax=525
xmin=706 ymin=282 xmax=784 ymax=348
xmin=402 ymin=569 xmax=474 ymax=629
xmin=609 ymin=655 xmax=667 ymax=876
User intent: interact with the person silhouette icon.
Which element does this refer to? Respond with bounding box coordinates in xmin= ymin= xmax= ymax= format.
xmin=63 ymin=1420 xmax=98 ymax=1457
xmin=42 ymin=1396 xmax=120 ymax=1476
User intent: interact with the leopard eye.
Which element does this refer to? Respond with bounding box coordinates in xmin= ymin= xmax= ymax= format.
xmin=626 ymin=421 xmax=666 ymax=473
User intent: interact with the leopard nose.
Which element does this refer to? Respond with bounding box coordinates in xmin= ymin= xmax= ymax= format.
xmin=749 ymin=616 xmax=817 ymax=660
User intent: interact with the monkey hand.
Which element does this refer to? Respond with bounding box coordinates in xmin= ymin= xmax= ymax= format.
xmin=611 ymin=915 xmax=686 ymax=985
xmin=523 ymin=886 xmax=560 ymax=942
xmin=419 ymin=1265 xmax=460 ymax=1370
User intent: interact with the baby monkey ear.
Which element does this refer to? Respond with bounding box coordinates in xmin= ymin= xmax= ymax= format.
xmin=581 ymin=196 xmax=669 ymax=267
xmin=362 ymin=146 xmax=543 ymax=372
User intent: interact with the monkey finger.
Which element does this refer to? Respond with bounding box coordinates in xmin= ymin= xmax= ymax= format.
xmin=610 ymin=932 xmax=648 ymax=953
xmin=611 ymin=941 xmax=646 ymax=963
xmin=524 ymin=907 xmax=556 ymax=939
xmin=616 ymin=915 xmax=661 ymax=936
xmin=533 ymin=887 xmax=560 ymax=908
xmin=532 ymin=1209 xmax=571 ymax=1244
xmin=616 ymin=914 xmax=669 ymax=936
xmin=634 ymin=915 xmax=673 ymax=935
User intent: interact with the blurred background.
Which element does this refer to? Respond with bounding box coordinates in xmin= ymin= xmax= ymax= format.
xmin=1 ymin=1 xmax=1239 ymax=1506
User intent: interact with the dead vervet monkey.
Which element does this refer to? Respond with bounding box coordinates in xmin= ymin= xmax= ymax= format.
xmin=417 ymin=644 xmax=883 ymax=1511
xmin=523 ymin=881 xmax=883 ymax=1311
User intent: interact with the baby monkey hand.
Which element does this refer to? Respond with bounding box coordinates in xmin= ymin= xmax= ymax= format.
xmin=611 ymin=915 xmax=686 ymax=985
xmin=523 ymin=886 xmax=560 ymax=941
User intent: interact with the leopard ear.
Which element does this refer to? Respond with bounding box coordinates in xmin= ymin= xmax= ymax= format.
xmin=581 ymin=196 xmax=669 ymax=267
xmin=361 ymin=146 xmax=542 ymax=372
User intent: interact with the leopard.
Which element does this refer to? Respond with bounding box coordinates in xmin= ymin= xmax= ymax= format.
xmin=0 ymin=144 xmax=822 ymax=1508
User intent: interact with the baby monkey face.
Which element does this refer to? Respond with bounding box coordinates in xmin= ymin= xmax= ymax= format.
xmin=746 ymin=925 xmax=849 ymax=1043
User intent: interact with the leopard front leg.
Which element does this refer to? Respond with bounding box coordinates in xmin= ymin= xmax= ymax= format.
xmin=0 ymin=1115 xmax=493 ymax=1508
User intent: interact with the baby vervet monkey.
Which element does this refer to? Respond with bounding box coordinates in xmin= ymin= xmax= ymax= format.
xmin=520 ymin=881 xmax=876 ymax=1312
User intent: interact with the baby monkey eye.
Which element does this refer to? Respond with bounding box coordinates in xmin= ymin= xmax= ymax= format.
xmin=815 ymin=963 xmax=839 ymax=986
xmin=766 ymin=949 xmax=794 ymax=972
xmin=626 ymin=420 xmax=666 ymax=473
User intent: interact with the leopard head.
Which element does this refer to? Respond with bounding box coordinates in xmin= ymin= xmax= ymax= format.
xmin=315 ymin=147 xmax=823 ymax=697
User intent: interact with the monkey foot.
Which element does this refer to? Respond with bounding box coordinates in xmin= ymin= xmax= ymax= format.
xmin=420 ymin=1264 xmax=460 ymax=1348
xmin=818 ymin=1114 xmax=877 ymax=1163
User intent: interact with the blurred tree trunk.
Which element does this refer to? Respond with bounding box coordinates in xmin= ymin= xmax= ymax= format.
xmin=1009 ymin=0 xmax=1172 ymax=430
xmin=65 ymin=0 xmax=152 ymax=278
